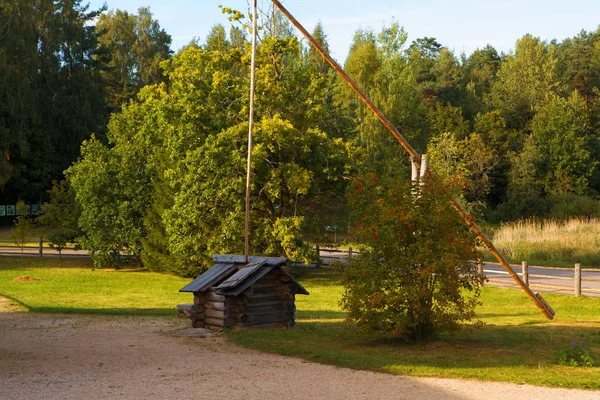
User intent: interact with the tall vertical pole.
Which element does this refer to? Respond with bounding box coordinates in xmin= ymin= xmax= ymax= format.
xmin=245 ymin=0 xmax=258 ymax=264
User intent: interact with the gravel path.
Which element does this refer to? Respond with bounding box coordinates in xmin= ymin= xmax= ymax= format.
xmin=0 ymin=308 xmax=598 ymax=400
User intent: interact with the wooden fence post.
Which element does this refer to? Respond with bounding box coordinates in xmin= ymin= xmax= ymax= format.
xmin=477 ymin=260 xmax=484 ymax=283
xmin=348 ymin=247 xmax=353 ymax=260
xmin=39 ymin=236 xmax=43 ymax=258
xmin=315 ymin=245 xmax=321 ymax=268
xmin=574 ymin=263 xmax=581 ymax=297
xmin=522 ymin=261 xmax=529 ymax=287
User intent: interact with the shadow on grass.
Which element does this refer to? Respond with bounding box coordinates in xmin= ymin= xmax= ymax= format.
xmin=27 ymin=307 xmax=176 ymax=316
xmin=0 ymin=294 xmax=176 ymax=317
xmin=476 ymin=312 xmax=535 ymax=318
xmin=296 ymin=310 xmax=346 ymax=320
xmin=228 ymin=318 xmax=600 ymax=389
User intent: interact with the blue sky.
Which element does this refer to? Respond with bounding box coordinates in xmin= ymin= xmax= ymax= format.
xmin=87 ymin=0 xmax=600 ymax=61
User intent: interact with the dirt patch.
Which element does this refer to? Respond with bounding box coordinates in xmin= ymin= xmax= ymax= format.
xmin=0 ymin=297 xmax=23 ymax=313
xmin=0 ymin=309 xmax=597 ymax=400
xmin=12 ymin=276 xmax=42 ymax=282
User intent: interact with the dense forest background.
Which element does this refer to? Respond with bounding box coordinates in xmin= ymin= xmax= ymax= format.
xmin=2 ymin=1 xmax=600 ymax=274
xmin=0 ymin=0 xmax=171 ymax=203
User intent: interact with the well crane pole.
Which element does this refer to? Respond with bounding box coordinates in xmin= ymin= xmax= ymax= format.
xmin=269 ymin=0 xmax=554 ymax=320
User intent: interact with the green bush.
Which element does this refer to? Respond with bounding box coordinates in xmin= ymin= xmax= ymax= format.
xmin=547 ymin=193 xmax=600 ymax=220
xmin=557 ymin=340 xmax=595 ymax=367
xmin=341 ymin=174 xmax=484 ymax=342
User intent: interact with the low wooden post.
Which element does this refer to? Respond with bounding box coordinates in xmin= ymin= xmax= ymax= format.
xmin=348 ymin=247 xmax=353 ymax=260
xmin=477 ymin=260 xmax=484 ymax=283
xmin=39 ymin=236 xmax=43 ymax=258
xmin=411 ymin=156 xmax=420 ymax=182
xmin=574 ymin=263 xmax=581 ymax=297
xmin=522 ymin=261 xmax=529 ymax=287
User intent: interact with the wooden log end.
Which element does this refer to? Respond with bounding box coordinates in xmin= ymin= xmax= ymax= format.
xmin=176 ymin=304 xmax=194 ymax=318
xmin=204 ymin=317 xmax=225 ymax=328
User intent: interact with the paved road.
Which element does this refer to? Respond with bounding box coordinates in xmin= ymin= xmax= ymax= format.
xmin=317 ymin=248 xmax=600 ymax=298
xmin=482 ymin=263 xmax=600 ymax=298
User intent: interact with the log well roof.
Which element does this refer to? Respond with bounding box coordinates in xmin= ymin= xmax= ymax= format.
xmin=179 ymin=263 xmax=238 ymax=293
xmin=179 ymin=254 xmax=309 ymax=296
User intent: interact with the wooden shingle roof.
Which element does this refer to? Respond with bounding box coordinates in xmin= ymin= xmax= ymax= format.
xmin=179 ymin=254 xmax=309 ymax=296
xmin=179 ymin=263 xmax=237 ymax=293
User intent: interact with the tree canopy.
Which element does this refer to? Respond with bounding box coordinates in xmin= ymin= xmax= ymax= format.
xmin=4 ymin=3 xmax=600 ymax=273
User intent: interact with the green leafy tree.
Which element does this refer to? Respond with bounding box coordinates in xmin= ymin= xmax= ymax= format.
xmin=557 ymin=29 xmax=600 ymax=111
xmin=472 ymin=111 xmax=520 ymax=206
xmin=68 ymin=19 xmax=354 ymax=275
xmin=37 ymin=180 xmax=81 ymax=258
xmin=490 ymin=35 xmax=562 ymax=129
xmin=163 ymin=115 xmax=350 ymax=275
xmin=503 ymin=135 xmax=546 ymax=218
xmin=96 ymin=7 xmax=172 ymax=110
xmin=205 ymin=24 xmax=230 ymax=51
xmin=307 ymin=22 xmax=330 ymax=74
xmin=461 ymin=45 xmax=502 ymax=119
xmin=344 ymin=24 xmax=430 ymax=175
xmin=12 ymin=201 xmax=31 ymax=253
xmin=428 ymin=102 xmax=469 ymax=139
xmin=344 ymin=29 xmax=381 ymax=111
xmin=0 ymin=0 xmax=107 ymax=203
xmin=341 ymin=174 xmax=483 ymax=342
xmin=428 ymin=132 xmax=495 ymax=214
xmin=405 ymin=36 xmax=443 ymax=102
xmin=0 ymin=0 xmax=38 ymax=188
xmin=531 ymin=91 xmax=595 ymax=195
xmin=67 ymin=135 xmax=143 ymax=268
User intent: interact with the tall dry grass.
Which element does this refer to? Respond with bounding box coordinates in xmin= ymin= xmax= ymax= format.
xmin=492 ymin=218 xmax=600 ymax=266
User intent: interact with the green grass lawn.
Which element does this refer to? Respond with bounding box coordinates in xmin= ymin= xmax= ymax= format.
xmin=229 ymin=268 xmax=600 ymax=390
xmin=1 ymin=258 xmax=599 ymax=389
xmin=0 ymin=257 xmax=190 ymax=314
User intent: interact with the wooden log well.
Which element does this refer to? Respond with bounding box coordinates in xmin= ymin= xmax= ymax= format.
xmin=185 ymin=267 xmax=302 ymax=329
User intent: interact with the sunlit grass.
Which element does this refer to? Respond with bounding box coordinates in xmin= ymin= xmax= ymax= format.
xmin=0 ymin=257 xmax=190 ymax=314
xmin=2 ymin=258 xmax=599 ymax=389
xmin=229 ymin=267 xmax=600 ymax=390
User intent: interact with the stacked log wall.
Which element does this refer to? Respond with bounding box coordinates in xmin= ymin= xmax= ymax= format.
xmin=189 ymin=266 xmax=299 ymax=330
xmin=195 ymin=289 xmax=248 ymax=329
xmin=242 ymin=269 xmax=297 ymax=328
xmin=190 ymin=293 xmax=206 ymax=328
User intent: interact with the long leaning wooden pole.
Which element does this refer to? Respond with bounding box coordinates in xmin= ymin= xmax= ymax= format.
xmin=245 ymin=0 xmax=258 ymax=264
xmin=270 ymin=0 xmax=554 ymax=320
